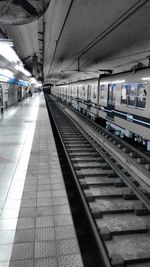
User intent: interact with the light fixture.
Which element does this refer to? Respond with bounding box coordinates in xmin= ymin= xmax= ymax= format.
xmin=37 ymin=81 xmax=42 ymax=87
xmin=142 ymin=77 xmax=150 ymax=80
xmin=15 ymin=65 xmax=31 ymax=77
xmin=102 ymin=80 xmax=125 ymax=85
xmin=0 ymin=39 xmax=31 ymax=78
xmin=29 ymin=77 xmax=37 ymax=84
xmin=0 ymin=41 xmax=21 ymax=64
xmin=0 ymin=74 xmax=9 ymax=82
xmin=0 ymin=68 xmax=14 ymax=78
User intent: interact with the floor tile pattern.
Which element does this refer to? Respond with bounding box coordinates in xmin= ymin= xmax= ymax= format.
xmin=0 ymin=96 xmax=40 ymax=266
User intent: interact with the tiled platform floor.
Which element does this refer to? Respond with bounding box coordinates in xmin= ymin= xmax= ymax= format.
xmin=0 ymin=94 xmax=83 ymax=266
xmin=0 ymin=95 xmax=40 ymax=267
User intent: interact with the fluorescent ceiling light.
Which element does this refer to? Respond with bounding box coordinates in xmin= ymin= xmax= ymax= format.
xmin=37 ymin=81 xmax=42 ymax=87
xmin=0 ymin=74 xmax=9 ymax=82
xmin=0 ymin=68 xmax=14 ymax=78
xmin=30 ymin=77 xmax=36 ymax=84
xmin=102 ymin=80 xmax=125 ymax=85
xmin=113 ymin=80 xmax=125 ymax=84
xmin=142 ymin=77 xmax=150 ymax=80
xmin=0 ymin=39 xmax=13 ymax=46
xmin=0 ymin=42 xmax=21 ymax=64
xmin=15 ymin=65 xmax=31 ymax=77
xmin=0 ymin=40 xmax=31 ymax=78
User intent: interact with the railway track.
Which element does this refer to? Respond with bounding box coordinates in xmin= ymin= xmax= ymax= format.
xmin=55 ymin=99 xmax=150 ymax=192
xmin=60 ymin=100 xmax=150 ymax=170
xmin=46 ymin=95 xmax=150 ymax=267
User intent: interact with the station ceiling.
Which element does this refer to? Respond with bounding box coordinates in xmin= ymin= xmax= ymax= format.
xmin=1 ymin=0 xmax=150 ymax=84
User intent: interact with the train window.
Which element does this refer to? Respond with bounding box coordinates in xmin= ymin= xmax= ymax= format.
xmin=100 ymin=84 xmax=105 ymax=99
xmin=128 ymin=83 xmax=137 ymax=96
xmin=121 ymin=84 xmax=128 ymax=105
xmin=128 ymin=83 xmax=137 ymax=107
xmin=121 ymin=83 xmax=146 ymax=109
xmin=108 ymin=84 xmax=116 ymax=105
xmin=83 ymin=86 xmax=86 ymax=98
xmin=92 ymin=85 xmax=97 ymax=99
xmin=136 ymin=83 xmax=147 ymax=108
xmin=87 ymin=85 xmax=92 ymax=100
xmin=128 ymin=95 xmax=136 ymax=107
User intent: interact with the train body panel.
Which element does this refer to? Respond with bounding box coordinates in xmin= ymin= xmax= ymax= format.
xmin=66 ymin=85 xmax=72 ymax=103
xmin=114 ymin=116 xmax=150 ymax=140
xmin=71 ymin=85 xmax=78 ymax=109
xmin=89 ymin=81 xmax=98 ymax=104
xmin=72 ymin=85 xmax=78 ymax=99
xmin=78 ymin=83 xmax=89 ymax=113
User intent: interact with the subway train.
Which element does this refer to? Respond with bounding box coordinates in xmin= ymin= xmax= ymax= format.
xmin=0 ymin=68 xmax=34 ymax=112
xmin=51 ymin=67 xmax=150 ymax=150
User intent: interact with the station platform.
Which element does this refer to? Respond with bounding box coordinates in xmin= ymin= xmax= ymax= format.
xmin=0 ymin=94 xmax=83 ymax=267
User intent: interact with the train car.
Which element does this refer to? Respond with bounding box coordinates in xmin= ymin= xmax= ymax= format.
xmin=99 ymin=68 xmax=150 ymax=149
xmin=51 ymin=67 xmax=150 ymax=150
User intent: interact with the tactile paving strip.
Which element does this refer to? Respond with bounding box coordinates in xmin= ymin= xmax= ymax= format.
xmin=55 ymin=225 xmax=76 ymax=240
xmin=35 ymin=241 xmax=56 ymax=258
xmin=58 ymin=254 xmax=83 ymax=267
xmin=54 ymin=215 xmax=73 ymax=226
xmin=56 ymin=239 xmax=79 ymax=256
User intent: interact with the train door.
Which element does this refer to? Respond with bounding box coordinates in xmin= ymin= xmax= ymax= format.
xmin=87 ymin=85 xmax=91 ymax=102
xmin=107 ymin=83 xmax=116 ymax=119
xmin=0 ymin=85 xmax=3 ymax=113
xmin=18 ymin=86 xmax=22 ymax=102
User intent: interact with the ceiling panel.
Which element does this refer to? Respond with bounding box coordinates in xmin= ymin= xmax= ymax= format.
xmin=1 ymin=0 xmax=150 ymax=83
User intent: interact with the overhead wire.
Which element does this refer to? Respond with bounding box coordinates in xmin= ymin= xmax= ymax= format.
xmin=48 ymin=0 xmax=74 ymax=75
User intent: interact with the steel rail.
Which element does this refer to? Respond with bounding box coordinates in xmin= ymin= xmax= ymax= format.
xmin=60 ymin=101 xmax=150 ymax=164
xmin=53 ymin=98 xmax=150 ymax=212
